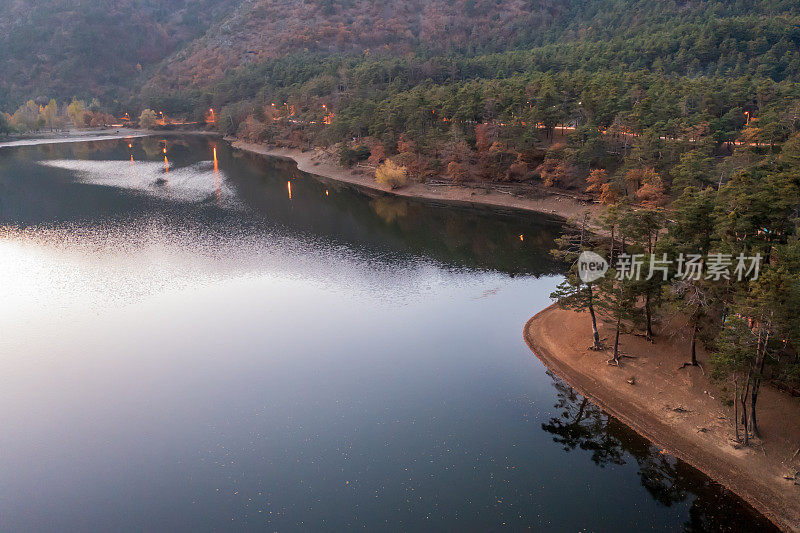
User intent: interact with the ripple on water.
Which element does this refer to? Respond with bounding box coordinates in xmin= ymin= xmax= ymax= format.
xmin=0 ymin=215 xmax=480 ymax=326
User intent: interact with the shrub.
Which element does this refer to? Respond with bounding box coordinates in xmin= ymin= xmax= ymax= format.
xmin=446 ymin=161 xmax=469 ymax=183
xmin=138 ymin=109 xmax=157 ymax=129
xmin=375 ymin=160 xmax=408 ymax=189
xmin=339 ymin=144 xmax=371 ymax=166
xmin=237 ymin=116 xmax=277 ymax=143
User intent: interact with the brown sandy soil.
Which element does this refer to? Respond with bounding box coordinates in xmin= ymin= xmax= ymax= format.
xmin=229 ymin=140 xmax=604 ymax=225
xmin=525 ymin=305 xmax=800 ymax=532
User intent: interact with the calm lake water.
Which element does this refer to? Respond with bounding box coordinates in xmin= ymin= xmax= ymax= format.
xmin=0 ymin=136 xmax=774 ymax=531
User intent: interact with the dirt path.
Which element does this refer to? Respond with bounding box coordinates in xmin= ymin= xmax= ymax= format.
xmin=524 ymin=305 xmax=800 ymax=532
xmin=229 ymin=140 xmax=604 ymax=224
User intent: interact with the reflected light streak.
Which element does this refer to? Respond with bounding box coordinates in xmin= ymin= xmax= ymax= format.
xmin=213 ymin=147 xmax=221 ymax=205
xmin=287 ymin=181 xmax=292 ymax=200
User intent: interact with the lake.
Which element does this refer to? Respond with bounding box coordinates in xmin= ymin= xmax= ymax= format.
xmin=0 ymin=135 xmax=774 ymax=531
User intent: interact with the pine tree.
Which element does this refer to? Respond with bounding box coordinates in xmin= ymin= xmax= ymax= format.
xmin=619 ymin=208 xmax=666 ymax=342
xmin=550 ymin=213 xmax=604 ymax=351
xmin=596 ymin=268 xmax=638 ymax=366
xmin=664 ymin=187 xmax=719 ymax=367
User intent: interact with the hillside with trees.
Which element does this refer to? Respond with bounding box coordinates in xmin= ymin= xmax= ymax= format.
xmin=0 ymin=0 xmax=239 ymax=112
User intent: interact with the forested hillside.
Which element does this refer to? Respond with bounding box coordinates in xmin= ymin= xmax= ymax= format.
xmin=4 ymin=0 xmax=800 ymax=112
xmin=0 ymin=0 xmax=238 ymax=111
xmin=147 ymin=0 xmax=571 ymax=91
xmin=147 ymin=0 xmax=800 ymax=93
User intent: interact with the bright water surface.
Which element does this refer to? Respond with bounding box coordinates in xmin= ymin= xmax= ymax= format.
xmin=0 ymin=136 xmax=775 ymax=531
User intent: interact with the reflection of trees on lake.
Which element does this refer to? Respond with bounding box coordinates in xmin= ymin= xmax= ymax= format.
xmin=11 ymin=136 xmax=561 ymax=277
xmin=141 ymin=137 xmax=164 ymax=159
xmin=229 ymin=146 xmax=563 ymax=276
xmin=370 ymin=197 xmax=408 ymax=224
xmin=541 ymin=372 xmax=778 ymax=532
xmin=541 ymin=373 xmax=625 ymax=467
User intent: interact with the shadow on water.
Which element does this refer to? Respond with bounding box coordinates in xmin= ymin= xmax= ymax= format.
xmin=541 ymin=372 xmax=779 ymax=532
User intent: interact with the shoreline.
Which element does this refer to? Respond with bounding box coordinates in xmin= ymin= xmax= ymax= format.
xmin=525 ymin=304 xmax=800 ymax=532
xmin=0 ymin=128 xmax=217 ymax=149
xmin=0 ymin=128 xmax=148 ymax=148
xmin=228 ymin=139 xmax=604 ymax=224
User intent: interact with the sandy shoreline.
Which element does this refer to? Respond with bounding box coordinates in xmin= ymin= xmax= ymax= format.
xmin=229 ymin=139 xmax=604 ymax=223
xmin=0 ymin=128 xmax=149 ymax=148
xmin=525 ymin=304 xmax=800 ymax=532
xmin=0 ymin=128 xmax=218 ymax=149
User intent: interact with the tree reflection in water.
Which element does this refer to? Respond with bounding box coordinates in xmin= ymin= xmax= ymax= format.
xmin=541 ymin=371 xmax=778 ymax=532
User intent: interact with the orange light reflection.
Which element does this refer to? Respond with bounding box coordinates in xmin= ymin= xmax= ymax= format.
xmin=213 ymin=147 xmax=221 ymax=204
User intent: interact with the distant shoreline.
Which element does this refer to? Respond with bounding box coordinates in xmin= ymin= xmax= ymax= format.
xmin=227 ymin=139 xmax=604 ymax=223
xmin=525 ymin=304 xmax=800 ymax=533
xmin=0 ymin=128 xmax=149 ymax=148
xmin=0 ymin=128 xmax=218 ymax=149
xmin=0 ymin=130 xmax=602 ymax=224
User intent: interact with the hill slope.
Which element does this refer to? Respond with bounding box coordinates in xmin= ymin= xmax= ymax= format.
xmin=147 ymin=0 xmax=800 ymax=94
xmin=0 ymin=0 xmax=238 ymax=110
xmin=3 ymin=0 xmax=800 ymax=110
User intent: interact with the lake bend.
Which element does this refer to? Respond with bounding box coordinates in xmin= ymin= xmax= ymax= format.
xmin=0 ymin=135 xmax=775 ymax=531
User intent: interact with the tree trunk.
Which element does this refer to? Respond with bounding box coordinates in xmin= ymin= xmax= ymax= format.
xmin=733 ymin=381 xmax=740 ymax=442
xmin=741 ymin=393 xmax=749 ymax=446
xmin=609 ymin=226 xmax=616 ymax=265
xmin=690 ymin=322 xmax=698 ymax=366
xmin=612 ymin=315 xmax=621 ymax=364
xmin=741 ymin=375 xmax=751 ymax=445
xmin=645 ymin=293 xmax=654 ymax=342
xmin=587 ymin=284 xmax=602 ymax=350
xmin=750 ymin=328 xmax=770 ymax=439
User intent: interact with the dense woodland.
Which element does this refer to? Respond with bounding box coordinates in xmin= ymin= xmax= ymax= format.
xmin=0 ymin=0 xmax=240 ymax=111
xmin=2 ymin=0 xmax=800 ymax=446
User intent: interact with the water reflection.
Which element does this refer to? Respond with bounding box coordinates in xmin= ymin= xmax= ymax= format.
xmin=370 ymin=197 xmax=408 ymax=224
xmin=0 ymin=136 xmax=775 ymax=531
xmin=541 ymin=372 xmax=778 ymax=531
xmin=1 ymin=137 xmax=562 ymax=275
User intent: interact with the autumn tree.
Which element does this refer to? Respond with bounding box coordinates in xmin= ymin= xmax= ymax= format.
xmin=67 ymin=99 xmax=86 ymax=128
xmin=375 ymin=160 xmax=408 ymax=189
xmin=537 ymin=158 xmax=576 ymax=188
xmin=586 ymin=169 xmax=608 ymax=199
xmin=446 ymin=161 xmax=470 ymax=183
xmin=40 ymin=99 xmax=59 ymax=131
xmin=635 ymin=171 xmax=667 ymax=208
xmin=10 ymin=100 xmax=40 ymax=131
